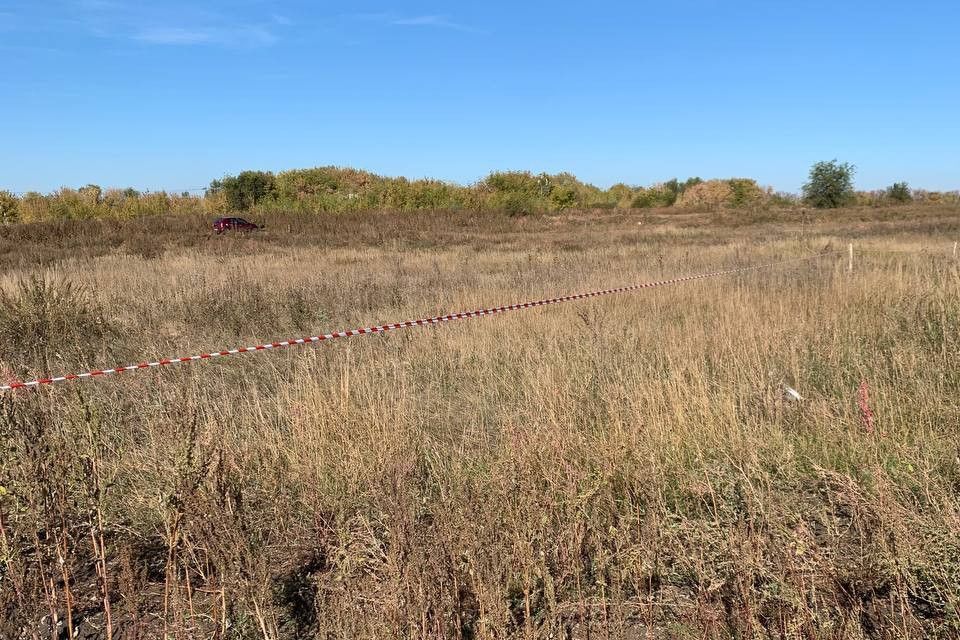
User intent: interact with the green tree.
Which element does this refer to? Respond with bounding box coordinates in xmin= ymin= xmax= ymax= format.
xmin=0 ymin=190 xmax=19 ymax=224
xmin=802 ymin=160 xmax=855 ymax=208
xmin=550 ymin=184 xmax=578 ymax=210
xmin=210 ymin=171 xmax=276 ymax=211
xmin=608 ymin=183 xmax=632 ymax=207
xmin=886 ymin=181 xmax=912 ymax=203
xmin=484 ymin=171 xmax=541 ymax=198
xmin=499 ymin=192 xmax=535 ymax=216
xmin=631 ymin=184 xmax=675 ymax=208
xmin=661 ymin=179 xmax=681 ymax=205
xmin=727 ymin=178 xmax=764 ymax=208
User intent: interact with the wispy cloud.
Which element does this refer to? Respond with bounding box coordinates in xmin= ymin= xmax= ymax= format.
xmin=350 ymin=12 xmax=483 ymax=34
xmin=393 ymin=14 xmax=480 ymax=33
xmin=69 ymin=0 xmax=284 ymax=48
xmin=135 ymin=27 xmax=213 ymax=45
xmin=349 ymin=12 xmax=394 ymax=22
xmin=134 ymin=25 xmax=277 ymax=47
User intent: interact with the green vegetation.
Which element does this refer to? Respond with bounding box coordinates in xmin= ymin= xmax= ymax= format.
xmin=209 ymin=170 xmax=277 ymax=211
xmin=803 ymin=159 xmax=856 ymax=208
xmin=887 ymin=181 xmax=913 ymax=203
xmin=2 ymin=165 xmax=957 ymax=224
xmin=12 ymin=188 xmax=208 ymax=223
xmin=0 ymin=190 xmax=18 ymax=224
xmin=727 ymin=177 xmax=766 ymax=207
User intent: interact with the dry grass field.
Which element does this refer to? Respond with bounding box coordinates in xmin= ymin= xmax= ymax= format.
xmin=1 ymin=205 xmax=959 ymax=639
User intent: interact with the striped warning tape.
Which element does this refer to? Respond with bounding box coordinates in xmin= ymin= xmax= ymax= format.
xmin=0 ymin=252 xmax=836 ymax=392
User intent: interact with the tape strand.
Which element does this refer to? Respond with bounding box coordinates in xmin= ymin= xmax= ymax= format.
xmin=0 ymin=252 xmax=836 ymax=392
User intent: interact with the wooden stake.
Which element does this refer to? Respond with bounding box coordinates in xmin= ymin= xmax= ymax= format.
xmin=848 ymin=242 xmax=853 ymax=273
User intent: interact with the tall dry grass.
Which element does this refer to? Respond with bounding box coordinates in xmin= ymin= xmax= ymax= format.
xmin=0 ymin=205 xmax=958 ymax=638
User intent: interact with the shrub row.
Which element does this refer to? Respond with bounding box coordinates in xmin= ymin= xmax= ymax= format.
xmin=1 ymin=167 xmax=954 ymax=224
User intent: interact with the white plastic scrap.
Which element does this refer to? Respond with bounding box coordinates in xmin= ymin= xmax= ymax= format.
xmin=782 ymin=384 xmax=804 ymax=402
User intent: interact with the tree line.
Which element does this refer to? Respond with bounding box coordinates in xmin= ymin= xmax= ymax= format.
xmin=0 ymin=161 xmax=950 ymax=224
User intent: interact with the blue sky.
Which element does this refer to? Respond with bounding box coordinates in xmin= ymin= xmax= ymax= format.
xmin=2 ymin=1 xmax=958 ymax=194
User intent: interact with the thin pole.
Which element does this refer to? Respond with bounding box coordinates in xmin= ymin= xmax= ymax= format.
xmin=953 ymin=241 xmax=958 ymax=259
xmin=848 ymin=242 xmax=853 ymax=273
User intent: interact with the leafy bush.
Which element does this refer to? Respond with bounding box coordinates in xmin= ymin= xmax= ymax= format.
xmin=626 ymin=178 xmax=702 ymax=209
xmin=210 ymin=171 xmax=276 ymax=211
xmin=608 ymin=183 xmax=634 ymax=208
xmin=478 ymin=171 xmax=607 ymax=212
xmin=544 ymin=173 xmax=581 ymax=210
xmin=550 ymin=184 xmax=578 ymax=210
xmin=0 ymin=190 xmax=18 ymax=224
xmin=274 ymin=166 xmax=377 ymax=201
xmin=17 ymin=192 xmax=52 ymax=222
xmin=887 ymin=182 xmax=912 ymax=203
xmin=631 ymin=186 xmax=675 ymax=208
xmin=47 ymin=188 xmax=100 ymax=220
xmin=483 ymin=171 xmax=542 ymax=198
xmin=727 ymin=179 xmax=765 ymax=208
xmin=497 ymin=192 xmax=536 ymax=216
xmin=409 ymin=180 xmax=459 ymax=209
xmin=4 ymin=163 xmax=951 ymax=224
xmin=803 ymin=160 xmax=855 ymax=208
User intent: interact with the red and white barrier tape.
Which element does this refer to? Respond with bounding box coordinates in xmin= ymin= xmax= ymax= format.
xmin=0 ymin=252 xmax=835 ymax=392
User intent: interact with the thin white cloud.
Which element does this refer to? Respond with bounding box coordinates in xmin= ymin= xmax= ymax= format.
xmin=65 ymin=1 xmax=283 ymax=47
xmin=350 ymin=12 xmax=394 ymax=22
xmin=134 ymin=24 xmax=276 ymax=46
xmin=348 ymin=12 xmax=482 ymax=34
xmin=392 ymin=14 xmax=480 ymax=33
xmin=135 ymin=27 xmax=212 ymax=45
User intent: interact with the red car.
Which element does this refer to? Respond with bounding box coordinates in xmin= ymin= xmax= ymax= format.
xmin=213 ymin=217 xmax=262 ymax=233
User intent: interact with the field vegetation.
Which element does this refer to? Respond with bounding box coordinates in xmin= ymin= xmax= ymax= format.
xmin=0 ymin=203 xmax=959 ymax=638
xmin=3 ymin=164 xmax=958 ymax=224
